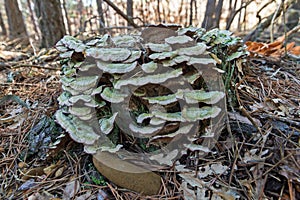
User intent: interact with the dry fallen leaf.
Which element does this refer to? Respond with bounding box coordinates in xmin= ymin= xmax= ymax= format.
xmin=246 ymin=36 xmax=300 ymax=58
xmin=63 ymin=180 xmax=80 ymax=199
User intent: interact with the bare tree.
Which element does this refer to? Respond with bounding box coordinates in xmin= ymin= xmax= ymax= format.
xmin=0 ymin=10 xmax=7 ymax=36
xmin=286 ymin=0 xmax=300 ymax=29
xmin=127 ymin=0 xmax=133 ymax=27
xmin=77 ymin=0 xmax=84 ymax=32
xmin=127 ymin=0 xmax=133 ymax=19
xmin=62 ymin=0 xmax=72 ymax=35
xmin=244 ymin=0 xmax=296 ymax=41
xmin=226 ymin=0 xmax=253 ymax=30
xmin=34 ymin=0 xmax=66 ymax=48
xmin=201 ymin=0 xmax=224 ymax=29
xmin=103 ymin=0 xmax=138 ymax=28
xmin=189 ymin=0 xmax=195 ymax=25
xmin=26 ymin=0 xmax=39 ymax=39
xmin=215 ymin=0 xmax=224 ymax=28
xmin=201 ymin=0 xmax=216 ymax=29
xmin=4 ymin=0 xmax=28 ymax=39
xmin=96 ymin=0 xmax=105 ymax=32
xmin=157 ymin=0 xmax=162 ymax=22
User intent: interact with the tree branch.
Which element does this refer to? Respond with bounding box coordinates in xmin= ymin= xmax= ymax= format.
xmin=226 ymin=0 xmax=253 ymax=30
xmin=243 ymin=0 xmax=296 ymax=41
xmin=102 ymin=0 xmax=139 ymax=28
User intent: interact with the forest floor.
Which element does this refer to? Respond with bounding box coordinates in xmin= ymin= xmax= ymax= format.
xmin=0 ymin=32 xmax=299 ymax=200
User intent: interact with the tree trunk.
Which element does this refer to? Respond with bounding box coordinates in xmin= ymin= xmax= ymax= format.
xmin=62 ymin=0 xmax=72 ymax=35
xmin=215 ymin=0 xmax=224 ymax=28
xmin=189 ymin=0 xmax=194 ymax=25
xmin=4 ymin=0 xmax=27 ymax=39
xmin=96 ymin=0 xmax=105 ymax=33
xmin=201 ymin=0 xmax=216 ymax=29
xmin=226 ymin=0 xmax=238 ymax=30
xmin=34 ymin=0 xmax=66 ymax=48
xmin=127 ymin=0 xmax=133 ymax=26
xmin=157 ymin=0 xmax=161 ymax=22
xmin=26 ymin=0 xmax=40 ymax=40
xmin=0 ymin=10 xmax=7 ymax=36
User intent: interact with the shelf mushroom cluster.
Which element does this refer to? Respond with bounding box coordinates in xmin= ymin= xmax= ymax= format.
xmin=55 ymin=26 xmax=226 ymax=166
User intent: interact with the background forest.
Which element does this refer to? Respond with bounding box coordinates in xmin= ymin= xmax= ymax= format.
xmin=0 ymin=0 xmax=299 ymax=49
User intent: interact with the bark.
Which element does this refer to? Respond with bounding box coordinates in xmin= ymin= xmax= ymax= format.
xmin=215 ymin=0 xmax=224 ymax=28
xmin=157 ymin=0 xmax=161 ymax=22
xmin=226 ymin=0 xmax=238 ymax=29
xmin=194 ymin=0 xmax=198 ymax=25
xmin=178 ymin=0 xmax=184 ymax=26
xmin=201 ymin=0 xmax=216 ymax=29
xmin=96 ymin=0 xmax=105 ymax=31
xmin=34 ymin=0 xmax=66 ymax=48
xmin=189 ymin=0 xmax=194 ymax=25
xmin=291 ymin=0 xmax=300 ymax=9
xmin=62 ymin=0 xmax=72 ymax=35
xmin=77 ymin=0 xmax=84 ymax=32
xmin=26 ymin=0 xmax=39 ymax=39
xmin=127 ymin=0 xmax=133 ymax=19
xmin=127 ymin=0 xmax=133 ymax=26
xmin=226 ymin=0 xmax=252 ymax=30
xmin=0 ymin=10 xmax=7 ymax=36
xmin=4 ymin=0 xmax=27 ymax=39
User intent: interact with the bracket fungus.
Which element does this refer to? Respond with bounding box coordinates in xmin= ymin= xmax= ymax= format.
xmin=55 ymin=26 xmax=230 ymax=171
